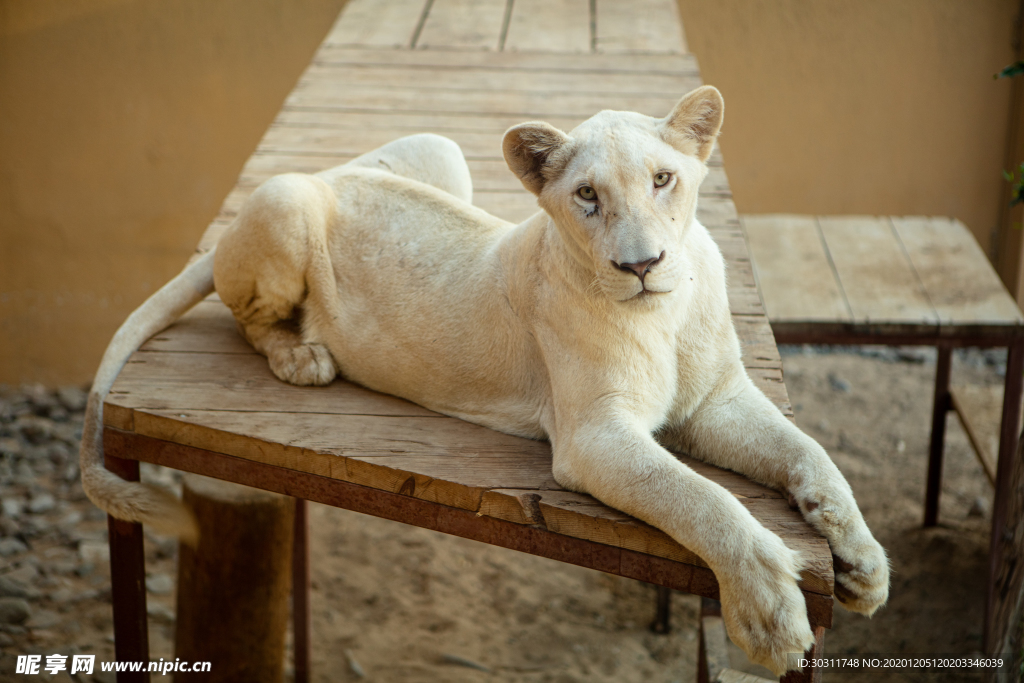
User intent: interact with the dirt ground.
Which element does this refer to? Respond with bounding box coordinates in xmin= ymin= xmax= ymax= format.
xmin=0 ymin=346 xmax=1009 ymax=682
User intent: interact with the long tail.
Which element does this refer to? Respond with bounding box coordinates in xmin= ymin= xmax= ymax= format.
xmin=79 ymin=248 xmax=217 ymax=545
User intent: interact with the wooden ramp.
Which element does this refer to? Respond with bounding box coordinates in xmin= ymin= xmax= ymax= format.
xmin=105 ymin=0 xmax=833 ymax=644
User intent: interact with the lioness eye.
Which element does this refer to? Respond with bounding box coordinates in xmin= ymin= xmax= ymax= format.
xmin=654 ymin=172 xmax=671 ymax=187
xmin=578 ymin=186 xmax=596 ymax=201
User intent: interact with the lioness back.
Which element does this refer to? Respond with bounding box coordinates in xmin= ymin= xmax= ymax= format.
xmin=311 ymin=167 xmax=550 ymax=437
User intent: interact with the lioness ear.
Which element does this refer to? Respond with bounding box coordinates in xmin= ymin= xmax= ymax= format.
xmin=503 ymin=122 xmax=572 ymax=195
xmin=660 ymin=85 xmax=724 ymax=163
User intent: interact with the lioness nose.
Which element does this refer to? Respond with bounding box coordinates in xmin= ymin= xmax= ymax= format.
xmin=613 ymin=251 xmax=665 ymax=283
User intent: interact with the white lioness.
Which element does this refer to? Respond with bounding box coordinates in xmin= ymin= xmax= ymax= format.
xmin=80 ymin=86 xmax=888 ymax=674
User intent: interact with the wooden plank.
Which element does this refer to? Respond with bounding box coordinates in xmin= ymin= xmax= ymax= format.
xmin=327 ymin=0 xmax=427 ymax=48
xmin=504 ymin=0 xmax=591 ymax=53
xmin=734 ymin=314 xmax=781 ymax=370
xmin=726 ymin=287 xmax=765 ymax=318
xmin=707 ymin=227 xmax=764 ymax=317
xmin=266 ymin=109 xmax=725 ymax=169
xmin=415 ymin=0 xmax=509 ymax=50
xmin=140 ymin=301 xmax=253 ymax=355
xmin=315 ymin=44 xmax=699 ymax=74
xmin=297 ymin=61 xmax=697 ymax=95
xmin=275 ymin=108 xmax=588 ymax=135
xmin=284 ymin=83 xmax=684 ymax=119
xmin=128 ymin=409 xmax=552 ymax=514
xmin=696 ymin=195 xmax=739 ymax=227
xmin=818 ymin=215 xmax=938 ymax=326
xmin=742 ymin=214 xmax=851 ymax=323
xmin=594 ymin=0 xmax=686 ymax=54
xmin=480 ymin=488 xmax=704 ymax=566
xmin=891 ymin=216 xmax=1024 ymax=332
xmin=107 ymin=351 xmax=439 ymax=417
xmin=748 ymin=368 xmax=793 ymax=418
xmin=480 ymin=489 xmax=832 ymax=595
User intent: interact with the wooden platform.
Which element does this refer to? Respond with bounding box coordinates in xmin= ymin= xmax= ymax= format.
xmin=103 ymin=3 xmax=834 ymax=680
xmin=743 ymin=213 xmax=1024 ymax=653
xmin=743 ymin=214 xmax=1024 ymax=342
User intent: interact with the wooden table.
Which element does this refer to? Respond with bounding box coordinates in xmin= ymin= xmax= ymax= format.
xmin=102 ymin=3 xmax=834 ymax=681
xmin=742 ymin=213 xmax=1024 ymax=652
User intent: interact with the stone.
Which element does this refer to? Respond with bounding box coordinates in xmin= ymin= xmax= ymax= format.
xmin=896 ymin=347 xmax=935 ymax=364
xmin=5 ymin=563 xmax=38 ymax=584
xmin=0 ymin=575 xmax=32 ymax=598
xmin=57 ymin=510 xmax=83 ymax=530
xmin=14 ymin=461 xmax=35 ymax=484
xmin=78 ymin=541 xmax=108 ymax=565
xmin=968 ymin=496 xmax=988 ymax=518
xmin=827 ymin=373 xmax=852 ymax=393
xmin=0 ymin=438 xmax=22 ymax=457
xmin=52 ymin=422 xmax=81 ymax=446
xmin=145 ymin=574 xmax=174 ymax=595
xmin=49 ymin=588 xmax=98 ymax=604
xmin=56 ymin=386 xmax=88 ymax=413
xmin=0 ymin=516 xmax=19 ymax=536
xmin=61 ymin=462 xmax=79 ymax=482
xmin=46 ymin=561 xmax=78 ymax=576
xmin=25 ymin=608 xmax=60 ymax=629
xmin=0 ymin=538 xmax=28 ymax=557
xmin=28 ymin=493 xmax=55 ymax=514
xmin=0 ymin=597 xmax=30 ymax=624
xmin=17 ymin=416 xmax=54 ymax=445
xmin=22 ymin=384 xmax=58 ymax=414
xmin=31 ymin=458 xmax=54 ymax=475
xmin=46 ymin=442 xmax=71 ymax=465
xmin=146 ymin=602 xmax=175 ymax=623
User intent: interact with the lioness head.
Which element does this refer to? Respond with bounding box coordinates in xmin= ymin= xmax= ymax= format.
xmin=503 ymin=86 xmax=723 ymax=303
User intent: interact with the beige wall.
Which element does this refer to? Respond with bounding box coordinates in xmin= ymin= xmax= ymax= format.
xmin=0 ymin=0 xmax=346 ymax=386
xmin=676 ymin=0 xmax=1020 ymax=288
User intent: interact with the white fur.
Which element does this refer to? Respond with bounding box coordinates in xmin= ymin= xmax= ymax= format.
xmin=80 ymin=87 xmax=888 ymax=674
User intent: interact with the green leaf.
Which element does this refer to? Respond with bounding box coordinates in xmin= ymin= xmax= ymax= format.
xmin=996 ymin=61 xmax=1024 ymax=79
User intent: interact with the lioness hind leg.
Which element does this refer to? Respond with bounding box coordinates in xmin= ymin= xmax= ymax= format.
xmin=342 ymin=133 xmax=473 ymax=203
xmin=214 ymin=173 xmax=339 ymax=386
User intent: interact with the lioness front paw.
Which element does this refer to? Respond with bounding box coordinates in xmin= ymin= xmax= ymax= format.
xmin=831 ymin=535 xmax=889 ymax=615
xmin=718 ymin=534 xmax=816 ymax=676
xmin=269 ymin=343 xmax=337 ymax=386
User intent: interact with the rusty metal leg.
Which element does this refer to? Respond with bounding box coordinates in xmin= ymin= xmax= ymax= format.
xmin=292 ymin=498 xmax=311 ymax=683
xmin=924 ymin=345 xmax=953 ymax=527
xmin=105 ymin=453 xmax=150 ymax=683
xmin=650 ymin=584 xmax=672 ymax=634
xmin=985 ymin=338 xmax=1024 ymax=650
